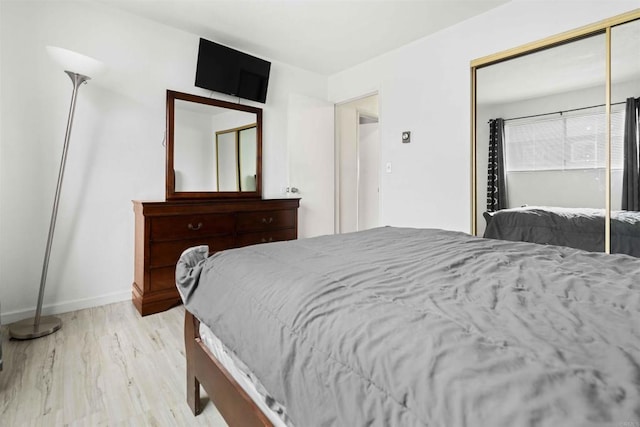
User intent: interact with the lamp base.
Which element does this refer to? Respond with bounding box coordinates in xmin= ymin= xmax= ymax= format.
xmin=9 ymin=316 xmax=62 ymax=340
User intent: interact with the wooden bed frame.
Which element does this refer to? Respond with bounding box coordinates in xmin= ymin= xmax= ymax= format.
xmin=184 ymin=309 xmax=276 ymax=427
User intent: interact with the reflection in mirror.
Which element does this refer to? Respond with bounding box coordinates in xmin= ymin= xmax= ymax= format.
xmin=168 ymin=90 xmax=261 ymax=199
xmin=175 ymin=100 xmax=256 ymax=192
xmin=475 ymin=33 xmax=608 ymax=252
xmin=239 ymin=127 xmax=257 ymax=191
xmin=216 ymin=130 xmax=239 ymax=191
xmin=611 ymin=18 xmax=640 ymax=256
xmin=214 ymin=124 xmax=257 ymax=191
xmin=174 ymin=100 xmax=218 ymax=192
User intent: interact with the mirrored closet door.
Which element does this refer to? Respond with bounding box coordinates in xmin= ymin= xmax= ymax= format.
xmin=472 ymin=10 xmax=640 ymax=256
xmin=610 ymin=18 xmax=640 ymax=256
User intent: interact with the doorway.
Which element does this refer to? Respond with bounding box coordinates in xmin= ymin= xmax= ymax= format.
xmin=335 ymin=93 xmax=380 ymax=233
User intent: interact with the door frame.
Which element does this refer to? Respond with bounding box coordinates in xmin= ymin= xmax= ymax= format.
xmin=334 ymin=91 xmax=380 ymax=233
xmin=355 ymin=110 xmax=380 ymax=231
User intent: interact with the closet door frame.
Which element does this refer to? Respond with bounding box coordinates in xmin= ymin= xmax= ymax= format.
xmin=470 ymin=9 xmax=640 ymax=253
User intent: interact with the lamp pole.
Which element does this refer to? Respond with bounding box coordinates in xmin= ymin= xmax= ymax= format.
xmin=9 ymin=71 xmax=90 ymax=340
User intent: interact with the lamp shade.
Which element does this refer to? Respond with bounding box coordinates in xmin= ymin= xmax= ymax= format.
xmin=46 ymin=46 xmax=104 ymax=78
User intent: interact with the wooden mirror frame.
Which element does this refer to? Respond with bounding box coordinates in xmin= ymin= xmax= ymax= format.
xmin=470 ymin=9 xmax=640 ymax=253
xmin=166 ymin=90 xmax=263 ymax=200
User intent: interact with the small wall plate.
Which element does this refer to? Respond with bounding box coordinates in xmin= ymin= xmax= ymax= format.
xmin=402 ymin=131 xmax=411 ymax=143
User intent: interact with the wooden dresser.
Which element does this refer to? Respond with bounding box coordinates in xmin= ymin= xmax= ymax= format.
xmin=132 ymin=198 xmax=300 ymax=316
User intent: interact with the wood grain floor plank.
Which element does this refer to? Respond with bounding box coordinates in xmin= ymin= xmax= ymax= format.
xmin=0 ymin=302 xmax=228 ymax=427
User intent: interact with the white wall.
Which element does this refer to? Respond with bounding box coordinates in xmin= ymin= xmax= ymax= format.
xmin=328 ymin=0 xmax=639 ymax=233
xmin=174 ymin=108 xmax=216 ymax=191
xmin=0 ymin=1 xmax=327 ymax=323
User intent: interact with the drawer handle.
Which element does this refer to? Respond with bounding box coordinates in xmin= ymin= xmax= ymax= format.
xmin=261 ymin=217 xmax=274 ymax=224
xmin=188 ymin=222 xmax=203 ymax=231
xmin=261 ymin=237 xmax=274 ymax=243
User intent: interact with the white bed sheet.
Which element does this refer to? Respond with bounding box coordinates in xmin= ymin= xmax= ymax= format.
xmin=198 ymin=322 xmax=289 ymax=427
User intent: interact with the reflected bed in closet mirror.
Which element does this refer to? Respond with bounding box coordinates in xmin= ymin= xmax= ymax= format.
xmin=483 ymin=206 xmax=640 ymax=257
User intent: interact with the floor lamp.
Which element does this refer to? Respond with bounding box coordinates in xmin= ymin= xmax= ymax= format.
xmin=9 ymin=47 xmax=104 ymax=340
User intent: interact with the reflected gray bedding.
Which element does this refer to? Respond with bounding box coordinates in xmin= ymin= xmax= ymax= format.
xmin=177 ymin=227 xmax=640 ymax=427
xmin=483 ymin=206 xmax=640 ymax=257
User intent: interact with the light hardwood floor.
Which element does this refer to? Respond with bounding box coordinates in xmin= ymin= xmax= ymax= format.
xmin=0 ymin=302 xmax=228 ymax=426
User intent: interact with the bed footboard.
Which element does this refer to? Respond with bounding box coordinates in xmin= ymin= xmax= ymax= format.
xmin=184 ymin=310 xmax=274 ymax=427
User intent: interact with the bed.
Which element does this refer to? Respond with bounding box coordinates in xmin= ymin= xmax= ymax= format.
xmin=483 ymin=206 xmax=640 ymax=257
xmin=176 ymin=227 xmax=640 ymax=427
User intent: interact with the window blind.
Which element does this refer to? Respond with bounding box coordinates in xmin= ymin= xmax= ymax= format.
xmin=504 ymin=109 xmax=625 ymax=172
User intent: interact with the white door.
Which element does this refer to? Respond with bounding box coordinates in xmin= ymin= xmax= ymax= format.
xmin=287 ymin=93 xmax=335 ymax=238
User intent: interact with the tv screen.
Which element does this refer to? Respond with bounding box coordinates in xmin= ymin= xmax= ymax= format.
xmin=195 ymin=38 xmax=271 ymax=104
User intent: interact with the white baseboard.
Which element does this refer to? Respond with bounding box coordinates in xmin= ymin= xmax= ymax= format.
xmin=0 ymin=291 xmax=132 ymax=325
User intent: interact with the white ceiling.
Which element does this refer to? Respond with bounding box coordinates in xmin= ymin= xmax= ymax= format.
xmin=477 ymin=35 xmax=607 ymax=105
xmin=477 ymin=18 xmax=640 ymax=105
xmin=98 ymin=0 xmax=509 ymax=75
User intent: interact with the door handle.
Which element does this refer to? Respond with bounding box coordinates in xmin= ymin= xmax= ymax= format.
xmin=286 ymin=187 xmax=300 ymax=194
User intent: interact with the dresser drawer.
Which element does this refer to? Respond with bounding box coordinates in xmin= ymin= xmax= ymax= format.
xmin=150 ymin=235 xmax=235 ymax=268
xmin=236 ymin=209 xmax=296 ymax=232
xmin=150 ymin=213 xmax=235 ymax=241
xmin=236 ymin=228 xmax=297 ymax=247
xmin=149 ymin=266 xmax=180 ymax=291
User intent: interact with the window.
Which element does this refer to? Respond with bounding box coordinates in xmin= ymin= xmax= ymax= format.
xmin=504 ymin=109 xmax=625 ymax=172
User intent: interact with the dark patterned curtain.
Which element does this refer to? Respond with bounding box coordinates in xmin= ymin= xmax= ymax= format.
xmin=622 ymin=97 xmax=640 ymax=211
xmin=487 ymin=118 xmax=507 ymax=212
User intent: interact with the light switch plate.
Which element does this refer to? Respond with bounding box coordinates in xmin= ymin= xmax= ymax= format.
xmin=402 ymin=131 xmax=411 ymax=143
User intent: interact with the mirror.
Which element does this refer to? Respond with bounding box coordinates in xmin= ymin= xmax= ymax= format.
xmin=611 ymin=18 xmax=640 ymax=256
xmin=475 ymin=34 xmax=607 ymax=252
xmin=472 ymin=10 xmax=640 ymax=256
xmin=166 ymin=90 xmax=262 ymax=199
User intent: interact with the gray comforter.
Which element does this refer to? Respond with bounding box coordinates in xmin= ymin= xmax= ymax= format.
xmin=177 ymin=227 xmax=640 ymax=427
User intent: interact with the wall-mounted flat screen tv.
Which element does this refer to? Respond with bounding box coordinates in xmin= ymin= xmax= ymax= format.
xmin=195 ymin=38 xmax=271 ymax=104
